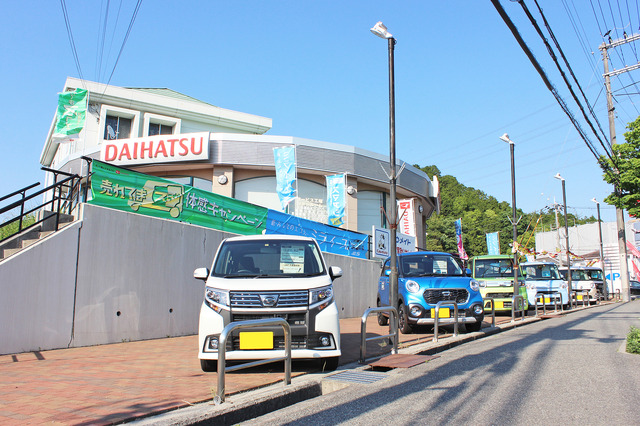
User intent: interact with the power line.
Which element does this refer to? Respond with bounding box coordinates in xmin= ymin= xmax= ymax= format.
xmin=59 ymin=0 xmax=85 ymax=86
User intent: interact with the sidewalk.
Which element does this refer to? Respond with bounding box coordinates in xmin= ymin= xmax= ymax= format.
xmin=0 ymin=309 xmax=574 ymax=425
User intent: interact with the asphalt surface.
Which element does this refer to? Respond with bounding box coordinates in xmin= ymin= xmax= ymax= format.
xmin=243 ymin=300 xmax=640 ymax=425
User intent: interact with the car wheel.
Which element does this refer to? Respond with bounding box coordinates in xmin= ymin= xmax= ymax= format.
xmin=200 ymin=359 xmax=217 ymax=372
xmin=377 ymin=300 xmax=389 ymax=326
xmin=398 ymin=304 xmax=413 ymax=334
xmin=465 ymin=321 xmax=482 ymax=333
xmin=320 ymin=356 xmax=339 ymax=372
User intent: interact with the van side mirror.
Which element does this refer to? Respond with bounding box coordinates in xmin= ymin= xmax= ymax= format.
xmin=329 ymin=266 xmax=343 ymax=281
xmin=465 ymin=268 xmax=472 ymax=276
xmin=193 ymin=267 xmax=209 ymax=281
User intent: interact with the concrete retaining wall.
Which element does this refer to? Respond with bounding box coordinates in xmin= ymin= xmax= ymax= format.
xmin=0 ymin=203 xmax=381 ymax=355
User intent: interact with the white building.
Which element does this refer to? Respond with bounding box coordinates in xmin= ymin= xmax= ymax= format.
xmin=535 ymin=220 xmax=640 ymax=293
xmin=40 ymin=77 xmax=439 ymax=248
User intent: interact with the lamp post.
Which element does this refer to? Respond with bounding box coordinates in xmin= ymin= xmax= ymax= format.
xmin=499 ymin=133 xmax=519 ymax=320
xmin=591 ymin=198 xmax=608 ymax=299
xmin=370 ymin=21 xmax=398 ymax=312
xmin=555 ymin=173 xmax=572 ymax=307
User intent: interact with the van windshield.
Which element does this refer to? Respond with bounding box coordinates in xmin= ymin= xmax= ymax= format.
xmin=474 ymin=258 xmax=523 ymax=279
xmin=522 ymin=264 xmax=563 ymax=280
xmin=212 ymin=239 xmax=326 ymax=278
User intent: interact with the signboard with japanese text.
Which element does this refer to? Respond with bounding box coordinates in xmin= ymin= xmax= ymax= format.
xmin=372 ymin=226 xmax=416 ymax=258
xmin=100 ymin=132 xmax=210 ymax=166
xmin=89 ymin=160 xmax=267 ymax=235
xmin=397 ymin=199 xmax=416 ymax=237
xmin=266 ymin=210 xmax=368 ymax=259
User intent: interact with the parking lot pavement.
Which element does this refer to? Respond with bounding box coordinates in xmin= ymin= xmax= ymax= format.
xmin=0 ymin=306 xmax=585 ymax=425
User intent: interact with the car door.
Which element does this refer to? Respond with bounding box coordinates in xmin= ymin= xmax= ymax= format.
xmin=378 ymin=258 xmax=391 ymax=305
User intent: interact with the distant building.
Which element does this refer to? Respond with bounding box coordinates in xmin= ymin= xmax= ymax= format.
xmin=535 ymin=220 xmax=640 ymax=293
xmin=40 ymin=77 xmax=438 ymax=248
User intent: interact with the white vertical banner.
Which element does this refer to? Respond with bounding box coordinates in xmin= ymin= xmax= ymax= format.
xmin=397 ymin=199 xmax=416 ymax=237
xmin=372 ymin=226 xmax=416 ymax=258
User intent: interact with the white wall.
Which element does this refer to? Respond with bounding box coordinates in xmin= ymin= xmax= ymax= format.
xmin=0 ymin=204 xmax=381 ymax=355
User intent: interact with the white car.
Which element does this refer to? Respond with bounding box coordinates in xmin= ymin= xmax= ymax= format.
xmin=194 ymin=234 xmax=342 ymax=372
xmin=521 ymin=262 xmax=569 ymax=309
xmin=559 ymin=267 xmax=599 ymax=304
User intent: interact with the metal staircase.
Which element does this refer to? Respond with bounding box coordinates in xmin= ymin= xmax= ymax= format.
xmin=0 ymin=168 xmax=84 ymax=262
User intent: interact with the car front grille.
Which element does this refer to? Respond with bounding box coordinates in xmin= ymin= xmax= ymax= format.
xmin=485 ymin=292 xmax=514 ymax=299
xmin=230 ymin=291 xmax=308 ymax=308
xmin=423 ymin=288 xmax=469 ymax=305
xmin=231 ymin=312 xmax=307 ymax=326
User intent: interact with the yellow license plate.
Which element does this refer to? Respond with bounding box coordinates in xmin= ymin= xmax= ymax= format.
xmin=239 ymin=332 xmax=273 ymax=350
xmin=431 ymin=307 xmax=450 ymax=318
xmin=544 ymin=297 xmax=551 ymax=304
xmin=577 ymin=295 xmax=584 ymax=301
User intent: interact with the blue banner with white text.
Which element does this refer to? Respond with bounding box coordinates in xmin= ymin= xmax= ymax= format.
xmin=266 ymin=209 xmax=368 ymax=259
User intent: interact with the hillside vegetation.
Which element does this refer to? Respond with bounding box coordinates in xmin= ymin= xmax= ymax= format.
xmin=417 ymin=164 xmax=595 ymax=258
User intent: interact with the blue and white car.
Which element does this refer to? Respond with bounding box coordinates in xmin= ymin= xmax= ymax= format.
xmin=520 ymin=261 xmax=569 ymax=309
xmin=377 ymin=251 xmax=485 ymax=334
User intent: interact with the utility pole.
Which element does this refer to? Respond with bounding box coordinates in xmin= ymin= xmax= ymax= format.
xmin=600 ymin=38 xmax=632 ymax=302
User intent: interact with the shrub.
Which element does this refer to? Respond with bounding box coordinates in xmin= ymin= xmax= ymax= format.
xmin=627 ymin=326 xmax=640 ymax=354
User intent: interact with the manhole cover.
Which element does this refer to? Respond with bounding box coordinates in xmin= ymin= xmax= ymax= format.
xmin=325 ymin=370 xmax=387 ymax=384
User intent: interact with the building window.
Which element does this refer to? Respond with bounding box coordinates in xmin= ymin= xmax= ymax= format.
xmin=104 ymin=115 xmax=132 ymax=140
xmin=100 ymin=105 xmax=139 ymax=142
xmin=143 ymin=113 xmax=181 ymax=137
xmin=149 ymin=122 xmax=174 ymax=136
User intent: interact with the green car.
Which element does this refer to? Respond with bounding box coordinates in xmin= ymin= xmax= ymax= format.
xmin=469 ymin=254 xmax=529 ymax=312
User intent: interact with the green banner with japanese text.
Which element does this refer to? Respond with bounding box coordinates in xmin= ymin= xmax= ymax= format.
xmin=89 ymin=160 xmax=267 ymax=235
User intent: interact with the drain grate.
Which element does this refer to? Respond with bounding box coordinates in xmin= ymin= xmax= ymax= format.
xmin=324 ymin=370 xmax=388 ymax=385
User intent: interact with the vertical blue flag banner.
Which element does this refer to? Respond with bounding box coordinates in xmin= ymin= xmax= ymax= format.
xmin=274 ymin=146 xmax=297 ymax=211
xmin=454 ymin=218 xmax=468 ymax=260
xmin=486 ymin=232 xmax=500 ymax=255
xmin=326 ymin=174 xmax=346 ymax=227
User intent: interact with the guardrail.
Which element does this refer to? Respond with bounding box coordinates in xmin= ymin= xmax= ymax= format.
xmin=614 ymin=289 xmax=621 ymax=302
xmin=483 ymin=297 xmax=496 ymax=328
xmin=511 ymin=295 xmax=526 ymax=322
xmin=574 ymin=290 xmax=590 ymax=308
xmin=534 ymin=291 xmax=562 ymax=316
xmin=433 ymin=300 xmax=459 ymax=343
xmin=359 ymin=306 xmax=398 ymax=364
xmin=215 ymin=318 xmax=291 ymax=404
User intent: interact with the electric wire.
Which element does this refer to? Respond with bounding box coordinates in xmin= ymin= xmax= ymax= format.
xmin=532 ymin=0 xmax=611 ymax=149
xmin=59 ymin=0 xmax=85 ymax=86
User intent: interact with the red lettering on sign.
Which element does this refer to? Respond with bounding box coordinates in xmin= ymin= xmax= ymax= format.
xmin=104 ymin=144 xmax=117 ymax=161
xmin=132 ymin=142 xmax=138 ymax=159
xmin=191 ymin=136 xmax=203 ymax=155
xmin=118 ymin=143 xmax=132 ymax=161
xmin=167 ymin=139 xmax=178 ymax=156
xmin=140 ymin=141 xmax=153 ymax=159
xmin=178 ymin=138 xmax=189 ymax=156
xmin=154 ymin=140 xmax=168 ymax=158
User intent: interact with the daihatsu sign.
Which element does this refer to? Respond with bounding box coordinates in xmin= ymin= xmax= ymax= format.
xmin=100 ymin=132 xmax=210 ymax=166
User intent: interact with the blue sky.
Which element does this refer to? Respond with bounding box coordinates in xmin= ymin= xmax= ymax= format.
xmin=2 ymin=1 xmax=639 ymax=224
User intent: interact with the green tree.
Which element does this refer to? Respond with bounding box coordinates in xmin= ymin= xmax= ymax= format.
xmin=600 ymin=115 xmax=640 ymax=217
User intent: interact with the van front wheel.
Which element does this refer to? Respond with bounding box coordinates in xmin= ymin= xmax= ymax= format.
xmin=200 ymin=359 xmax=217 ymax=372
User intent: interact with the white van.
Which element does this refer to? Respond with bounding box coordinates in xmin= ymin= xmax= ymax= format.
xmin=193 ymin=234 xmax=342 ymax=372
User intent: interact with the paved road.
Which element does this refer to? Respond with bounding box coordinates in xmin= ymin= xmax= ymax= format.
xmin=244 ymin=300 xmax=640 ymax=425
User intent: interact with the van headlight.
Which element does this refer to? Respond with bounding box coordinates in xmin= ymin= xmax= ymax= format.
xmin=470 ymin=280 xmax=480 ymax=292
xmin=205 ymin=287 xmax=229 ymax=312
xmin=561 ymin=281 xmax=568 ymax=289
xmin=310 ymin=285 xmax=334 ymax=310
xmin=406 ymin=280 xmax=420 ymax=294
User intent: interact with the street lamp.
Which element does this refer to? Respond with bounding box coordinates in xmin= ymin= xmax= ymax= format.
xmin=371 ymin=21 xmax=399 ymax=314
xmin=499 ymin=133 xmax=520 ymax=320
xmin=591 ymin=198 xmax=608 ymax=299
xmin=554 ymin=173 xmax=573 ymax=307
